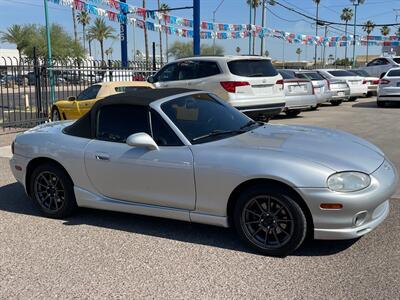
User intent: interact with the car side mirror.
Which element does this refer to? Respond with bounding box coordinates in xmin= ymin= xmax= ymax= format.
xmin=68 ymin=96 xmax=76 ymax=101
xmin=147 ymin=76 xmax=155 ymax=83
xmin=126 ymin=132 xmax=159 ymax=151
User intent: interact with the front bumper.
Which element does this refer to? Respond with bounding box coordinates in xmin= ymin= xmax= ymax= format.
xmin=297 ymin=159 xmax=398 ymax=240
xmin=9 ymin=153 xmax=30 ymax=193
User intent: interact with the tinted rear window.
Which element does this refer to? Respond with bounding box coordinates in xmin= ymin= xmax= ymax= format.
xmin=298 ymin=72 xmax=324 ymax=80
xmin=278 ymin=70 xmax=294 ymax=79
xmin=392 ymin=58 xmax=400 ymax=64
xmin=328 ymin=70 xmax=354 ymax=77
xmin=349 ymin=70 xmax=369 ymax=77
xmin=228 ymin=59 xmax=278 ymax=77
xmin=387 ymin=69 xmax=400 ymax=77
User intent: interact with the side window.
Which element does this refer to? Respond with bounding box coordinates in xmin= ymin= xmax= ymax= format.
xmin=367 ymin=59 xmax=377 ymax=67
xmin=77 ymin=85 xmax=101 ymax=100
xmin=197 ymin=61 xmax=220 ymax=78
xmin=157 ymin=63 xmax=179 ymax=82
xmin=295 ymin=73 xmax=307 ymax=79
xmin=177 ymin=61 xmax=197 ymax=80
xmin=96 ymin=105 xmax=150 ymax=143
xmin=151 ymin=110 xmax=183 ymax=146
xmin=381 ymin=58 xmax=390 ymax=65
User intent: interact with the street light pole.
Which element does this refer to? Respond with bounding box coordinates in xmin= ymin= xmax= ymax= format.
xmin=193 ymin=0 xmax=200 ymax=56
xmin=212 ymin=0 xmax=225 ymax=55
xmin=43 ymin=0 xmax=55 ymax=105
xmin=249 ymin=3 xmax=252 ymax=55
xmin=314 ymin=2 xmax=319 ymax=68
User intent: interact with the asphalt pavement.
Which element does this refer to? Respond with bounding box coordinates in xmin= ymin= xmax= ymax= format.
xmin=0 ymin=97 xmax=399 ymax=299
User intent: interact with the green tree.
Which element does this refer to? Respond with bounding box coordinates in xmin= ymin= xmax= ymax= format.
xmin=247 ymin=0 xmax=261 ymax=55
xmin=22 ymin=24 xmax=85 ymax=61
xmin=264 ymin=49 xmax=270 ymax=57
xmin=296 ymin=47 xmax=302 ymax=61
xmin=160 ymin=3 xmax=170 ymax=62
xmin=77 ymin=11 xmax=91 ymax=52
xmin=340 ymin=7 xmax=353 ymax=61
xmin=87 ymin=18 xmax=116 ymax=62
xmin=362 ymin=20 xmax=375 ymax=64
xmin=236 ymin=46 xmax=241 ymax=54
xmin=168 ymin=41 xmax=224 ymax=59
xmin=0 ymin=24 xmax=33 ymax=62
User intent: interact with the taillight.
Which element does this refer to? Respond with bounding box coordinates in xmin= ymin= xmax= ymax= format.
xmin=372 ymin=79 xmax=380 ymax=85
xmin=380 ymin=79 xmax=390 ymax=85
xmin=326 ymin=80 xmax=331 ymax=90
xmin=220 ymin=81 xmax=250 ymax=93
xmin=11 ymin=141 xmax=14 ymax=154
xmin=276 ymin=79 xmax=284 ymax=89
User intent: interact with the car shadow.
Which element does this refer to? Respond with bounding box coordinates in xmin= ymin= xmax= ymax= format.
xmin=272 ymin=114 xmax=305 ymax=120
xmin=352 ymin=101 xmax=400 ymax=109
xmin=0 ymin=182 xmax=357 ymax=257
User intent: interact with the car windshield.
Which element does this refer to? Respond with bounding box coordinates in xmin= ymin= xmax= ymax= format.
xmin=228 ymin=59 xmax=278 ymax=77
xmin=161 ymin=93 xmax=262 ymax=144
xmin=328 ymin=70 xmax=355 ymax=77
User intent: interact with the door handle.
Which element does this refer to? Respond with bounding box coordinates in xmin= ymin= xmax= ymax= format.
xmin=95 ymin=153 xmax=110 ymax=161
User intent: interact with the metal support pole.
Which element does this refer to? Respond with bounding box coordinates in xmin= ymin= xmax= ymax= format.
xmin=120 ymin=0 xmax=128 ymax=67
xmin=314 ymin=3 xmax=319 ymax=68
xmin=152 ymin=42 xmax=156 ymax=70
xmin=212 ymin=0 xmax=225 ymax=55
xmin=193 ymin=0 xmax=200 ymax=56
xmin=249 ymin=3 xmax=252 ymax=55
xmin=44 ymin=0 xmax=55 ymax=105
xmin=352 ymin=2 xmax=358 ymax=68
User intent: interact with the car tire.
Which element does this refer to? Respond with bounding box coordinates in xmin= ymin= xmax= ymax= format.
xmin=330 ymin=100 xmax=342 ymax=106
xmin=51 ymin=106 xmax=62 ymax=121
xmin=348 ymin=97 xmax=357 ymax=102
xmin=233 ymin=185 xmax=307 ymax=256
xmin=285 ymin=109 xmax=301 ymax=117
xmin=30 ymin=162 xmax=77 ymax=218
xmin=377 ymin=101 xmax=386 ymax=108
xmin=310 ymin=105 xmax=318 ymax=111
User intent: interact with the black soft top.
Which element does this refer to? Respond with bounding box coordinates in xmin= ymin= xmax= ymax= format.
xmin=63 ymin=88 xmax=198 ymax=139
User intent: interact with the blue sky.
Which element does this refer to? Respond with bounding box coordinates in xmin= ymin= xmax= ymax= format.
xmin=0 ymin=0 xmax=400 ymax=61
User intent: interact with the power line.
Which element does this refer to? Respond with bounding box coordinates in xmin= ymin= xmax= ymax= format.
xmin=274 ymin=0 xmax=400 ymax=27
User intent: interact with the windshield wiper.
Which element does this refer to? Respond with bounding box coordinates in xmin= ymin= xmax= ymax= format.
xmin=240 ymin=120 xmax=263 ymax=130
xmin=192 ymin=129 xmax=245 ymax=142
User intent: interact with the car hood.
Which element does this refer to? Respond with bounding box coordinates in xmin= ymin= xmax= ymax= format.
xmin=217 ymin=124 xmax=384 ymax=174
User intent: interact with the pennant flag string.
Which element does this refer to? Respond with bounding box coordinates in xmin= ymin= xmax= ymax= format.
xmin=47 ymin=0 xmax=400 ymax=47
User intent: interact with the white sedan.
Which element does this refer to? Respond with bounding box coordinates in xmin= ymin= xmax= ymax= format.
xmin=10 ymin=89 xmax=398 ymax=256
xmin=377 ymin=68 xmax=400 ymax=107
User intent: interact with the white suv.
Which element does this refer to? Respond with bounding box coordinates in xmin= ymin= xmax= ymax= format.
xmin=148 ymin=56 xmax=285 ymax=119
xmin=363 ymin=56 xmax=400 ymax=78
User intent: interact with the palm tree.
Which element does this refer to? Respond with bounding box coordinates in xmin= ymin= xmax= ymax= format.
xmin=72 ymin=6 xmax=78 ymax=43
xmin=160 ymin=3 xmax=170 ymax=63
xmin=247 ymin=0 xmax=261 ymax=55
xmin=296 ymin=48 xmax=302 ymax=61
xmin=362 ymin=20 xmax=375 ymax=64
xmin=381 ymin=26 xmax=390 ymax=38
xmin=0 ymin=25 xmax=32 ymax=62
xmin=236 ymin=46 xmax=241 ymax=54
xmin=340 ymin=7 xmax=353 ymax=62
xmin=88 ymin=18 xmax=116 ymax=62
xmin=143 ymin=0 xmax=149 ymax=66
xmin=77 ymin=11 xmax=91 ymax=52
xmin=264 ymin=49 xmax=270 ymax=57
xmin=313 ymin=0 xmax=321 ymax=67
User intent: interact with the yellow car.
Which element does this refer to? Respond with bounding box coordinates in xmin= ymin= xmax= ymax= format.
xmin=51 ymin=81 xmax=154 ymax=121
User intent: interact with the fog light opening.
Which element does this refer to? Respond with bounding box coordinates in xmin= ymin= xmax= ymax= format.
xmin=354 ymin=211 xmax=368 ymax=227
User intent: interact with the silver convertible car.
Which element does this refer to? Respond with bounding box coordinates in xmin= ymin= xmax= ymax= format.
xmin=10 ymin=88 xmax=398 ymax=256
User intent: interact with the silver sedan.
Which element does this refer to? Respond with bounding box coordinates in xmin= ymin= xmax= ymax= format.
xmin=10 ymin=88 xmax=398 ymax=256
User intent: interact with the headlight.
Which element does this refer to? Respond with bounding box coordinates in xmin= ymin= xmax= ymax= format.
xmin=327 ymin=172 xmax=371 ymax=192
